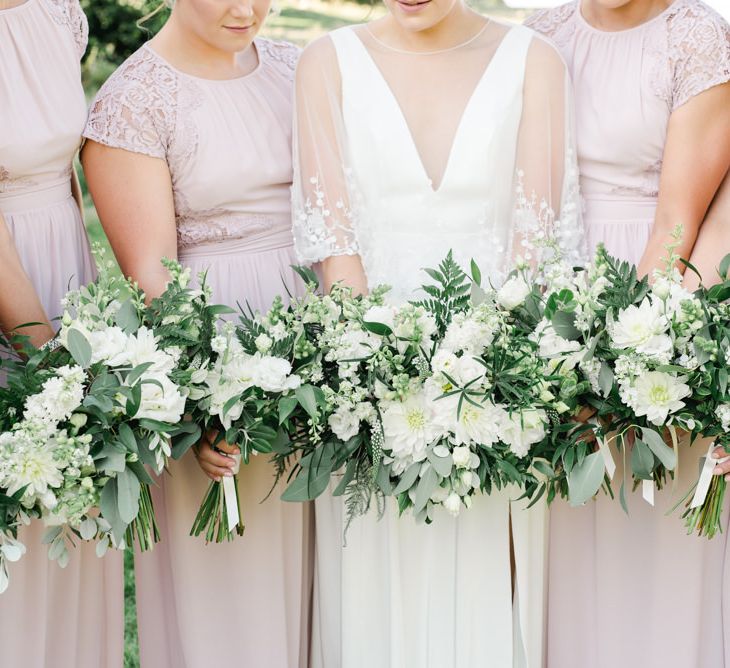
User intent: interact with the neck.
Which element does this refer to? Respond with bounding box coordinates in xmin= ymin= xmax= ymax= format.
xmin=0 ymin=0 xmax=28 ymax=9
xmin=581 ymin=0 xmax=673 ymax=30
xmin=376 ymin=3 xmax=485 ymax=52
xmin=151 ymin=11 xmax=254 ymax=79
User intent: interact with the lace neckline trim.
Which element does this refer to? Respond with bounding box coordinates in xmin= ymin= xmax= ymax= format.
xmin=142 ymin=38 xmax=264 ymax=84
xmin=575 ymin=0 xmax=689 ymax=36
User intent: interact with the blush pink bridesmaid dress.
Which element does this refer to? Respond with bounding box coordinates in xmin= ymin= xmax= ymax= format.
xmin=84 ymin=38 xmax=313 ymax=668
xmin=0 ymin=1 xmax=124 ymax=666
xmin=527 ymin=2 xmax=730 ymax=666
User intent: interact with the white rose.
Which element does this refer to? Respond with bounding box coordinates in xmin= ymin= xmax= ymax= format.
xmin=135 ymin=373 xmax=186 ymax=424
xmin=328 ymin=407 xmax=361 ymax=442
xmin=443 ymin=491 xmax=462 ymax=517
xmin=251 ymin=355 xmax=301 ymax=393
xmin=716 ymin=404 xmax=730 ymax=432
xmin=126 ymin=327 xmax=177 ymax=374
xmin=532 ymin=319 xmax=581 ymax=360
xmin=452 ymin=445 xmax=472 ymax=469
xmin=499 ymin=409 xmax=547 ymax=458
xmin=497 ymin=276 xmax=531 ymax=310
xmin=88 ymin=327 xmax=129 ymax=367
xmin=255 ymin=334 xmax=273 ymax=354
xmin=455 ymin=355 xmax=485 ymax=386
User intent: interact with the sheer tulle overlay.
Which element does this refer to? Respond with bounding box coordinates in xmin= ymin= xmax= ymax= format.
xmin=84 ymin=38 xmax=312 ymax=667
xmin=526 ymin=2 xmax=730 ymax=666
xmin=292 ymin=21 xmax=584 ymax=667
xmin=0 ymin=1 xmax=124 ymax=666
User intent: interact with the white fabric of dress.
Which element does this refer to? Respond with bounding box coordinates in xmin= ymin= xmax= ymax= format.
xmin=291 ymin=20 xmax=584 ymax=668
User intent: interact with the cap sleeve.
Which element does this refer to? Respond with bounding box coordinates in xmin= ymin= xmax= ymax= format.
xmin=42 ymin=0 xmax=88 ymax=59
xmin=670 ymin=3 xmax=730 ymax=110
xmin=83 ymin=49 xmax=175 ymax=160
xmin=257 ymin=38 xmax=301 ymax=81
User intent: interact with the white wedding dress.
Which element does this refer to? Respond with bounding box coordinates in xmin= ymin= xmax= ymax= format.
xmin=292 ymin=20 xmax=584 ymax=668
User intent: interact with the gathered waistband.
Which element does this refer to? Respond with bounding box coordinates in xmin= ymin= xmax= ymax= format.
xmin=583 ymin=196 xmax=656 ymax=224
xmin=178 ymin=225 xmax=295 ymax=259
xmin=0 ymin=180 xmax=73 ymax=214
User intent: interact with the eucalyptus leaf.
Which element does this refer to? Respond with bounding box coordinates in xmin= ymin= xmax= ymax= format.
xmin=278 ymin=396 xmax=298 ymax=425
xmin=551 ymin=311 xmax=581 ymax=341
xmin=630 ymin=438 xmax=655 ymax=480
xmin=116 ymin=468 xmax=141 ymax=525
xmin=332 ymin=459 xmax=358 ymax=497
xmin=116 ymin=299 xmax=140 ymax=334
xmin=641 ymin=428 xmax=676 ymax=471
xmin=413 ymin=465 xmax=439 ymax=513
xmin=295 ymin=385 xmax=321 ymax=420
xmin=427 ymin=448 xmax=453 ymax=477
xmin=281 ymin=466 xmax=331 ymax=502
xmin=598 ymin=363 xmax=614 ymax=398
xmin=567 ymin=451 xmax=605 ymax=506
xmin=392 ymin=462 xmax=421 ymax=495
xmin=67 ymin=328 xmax=92 ymax=369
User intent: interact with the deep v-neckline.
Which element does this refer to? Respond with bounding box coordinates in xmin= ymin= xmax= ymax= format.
xmin=349 ymin=26 xmax=514 ymax=194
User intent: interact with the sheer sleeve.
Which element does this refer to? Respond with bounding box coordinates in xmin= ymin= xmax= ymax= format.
xmin=508 ymin=32 xmax=584 ymax=277
xmin=291 ymin=37 xmax=360 ymax=264
xmin=83 ymin=50 xmax=174 ymax=160
xmin=669 ymin=4 xmax=730 ymax=111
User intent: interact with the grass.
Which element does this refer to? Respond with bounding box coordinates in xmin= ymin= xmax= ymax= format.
xmin=81 ymin=3 xmax=529 ymax=665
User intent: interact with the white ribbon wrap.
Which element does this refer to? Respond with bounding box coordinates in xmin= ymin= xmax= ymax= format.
xmin=642 ymin=479 xmax=655 ymax=506
xmin=591 ymin=419 xmax=616 ymax=480
xmin=690 ymin=442 xmax=727 ymax=509
xmin=223 ymin=454 xmax=242 ymax=533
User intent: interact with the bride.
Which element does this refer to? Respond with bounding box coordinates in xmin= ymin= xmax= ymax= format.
xmin=292 ymin=2 xmax=584 ymax=666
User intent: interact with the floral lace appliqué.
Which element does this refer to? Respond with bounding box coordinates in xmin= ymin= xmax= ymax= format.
xmin=258 ymin=39 xmax=300 ymax=71
xmin=84 ymin=48 xmax=203 ymax=176
xmin=292 ymin=174 xmax=360 ymax=264
xmin=523 ymin=2 xmax=577 ymax=49
xmin=0 ymin=166 xmax=37 ymax=195
xmin=42 ymin=0 xmax=88 ymax=58
xmin=646 ymin=0 xmax=730 ymax=110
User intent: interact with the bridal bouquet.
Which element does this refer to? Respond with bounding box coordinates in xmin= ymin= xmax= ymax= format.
xmin=0 ymin=256 xmax=216 ymax=591
xmin=538 ymin=232 xmax=730 ymax=535
xmin=226 ymin=255 xmax=584 ymax=528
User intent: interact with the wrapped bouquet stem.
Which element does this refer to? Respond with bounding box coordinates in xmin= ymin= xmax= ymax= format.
xmin=191 ymin=450 xmax=244 ymax=542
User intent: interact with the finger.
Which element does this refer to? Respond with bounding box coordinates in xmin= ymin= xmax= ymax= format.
xmin=712 ymin=446 xmax=729 ymax=459
xmin=198 ymin=461 xmax=235 ymax=481
xmin=576 ymin=406 xmax=597 ymax=423
xmin=199 ymin=449 xmax=237 ymax=469
xmin=216 ymin=441 xmax=240 ymax=456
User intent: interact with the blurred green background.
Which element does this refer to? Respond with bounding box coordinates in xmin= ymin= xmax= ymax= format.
xmin=79 ymin=2 xmax=528 ymax=665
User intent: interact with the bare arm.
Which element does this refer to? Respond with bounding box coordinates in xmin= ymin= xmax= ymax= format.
xmin=81 ymin=142 xmax=178 ymax=300
xmin=683 ymin=171 xmax=730 ymax=291
xmin=0 ymin=214 xmax=54 ymax=347
xmin=637 ymin=83 xmax=730 ymax=279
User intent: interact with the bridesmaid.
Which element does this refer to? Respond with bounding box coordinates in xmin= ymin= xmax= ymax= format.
xmin=0 ymin=0 xmax=124 ymax=666
xmin=82 ymin=1 xmax=312 ymax=666
xmin=526 ymin=1 xmax=730 ymax=666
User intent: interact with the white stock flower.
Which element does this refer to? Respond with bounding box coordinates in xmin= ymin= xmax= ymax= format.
xmin=715 ymin=404 xmax=730 ymax=432
xmin=497 ymin=276 xmax=531 ymax=310
xmin=611 ymin=299 xmax=672 ymax=359
xmin=631 ymin=372 xmax=691 ymax=426
xmin=499 ymin=409 xmax=548 ymax=458
xmin=135 ymin=373 xmax=186 ymax=424
xmin=381 ymin=392 xmax=442 ymax=463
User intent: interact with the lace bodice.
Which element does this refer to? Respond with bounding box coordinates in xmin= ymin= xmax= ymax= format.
xmin=83 ymin=38 xmax=300 ymax=249
xmin=292 ymin=23 xmax=584 ymax=300
xmin=526 ymin=0 xmax=730 ymax=199
xmin=0 ymin=0 xmax=87 ymax=204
